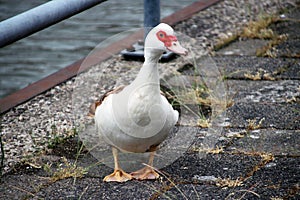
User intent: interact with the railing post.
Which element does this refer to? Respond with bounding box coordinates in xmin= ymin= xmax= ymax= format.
xmin=144 ymin=0 xmax=160 ymax=40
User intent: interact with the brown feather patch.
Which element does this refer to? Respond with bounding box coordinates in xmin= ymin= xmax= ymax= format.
xmin=88 ymin=85 xmax=125 ymax=117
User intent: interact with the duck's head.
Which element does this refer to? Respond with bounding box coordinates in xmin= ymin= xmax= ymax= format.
xmin=144 ymin=23 xmax=188 ymax=58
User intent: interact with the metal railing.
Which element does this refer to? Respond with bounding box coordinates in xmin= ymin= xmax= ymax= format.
xmin=0 ymin=0 xmax=161 ymax=48
xmin=0 ymin=0 xmax=107 ymax=48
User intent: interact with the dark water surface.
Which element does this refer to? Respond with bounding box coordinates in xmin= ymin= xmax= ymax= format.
xmin=0 ymin=0 xmax=196 ymax=98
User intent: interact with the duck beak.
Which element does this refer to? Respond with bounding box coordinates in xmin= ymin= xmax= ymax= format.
xmin=167 ymin=41 xmax=188 ymax=56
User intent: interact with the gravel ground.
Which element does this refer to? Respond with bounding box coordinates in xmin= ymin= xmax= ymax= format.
xmin=1 ymin=0 xmax=297 ymax=174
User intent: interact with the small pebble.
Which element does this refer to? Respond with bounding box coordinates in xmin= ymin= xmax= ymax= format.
xmin=193 ymin=175 xmax=218 ymax=182
xmin=249 ymin=135 xmax=260 ymax=139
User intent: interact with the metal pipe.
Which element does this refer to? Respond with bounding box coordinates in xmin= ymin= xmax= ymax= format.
xmin=144 ymin=0 xmax=160 ymax=40
xmin=0 ymin=0 xmax=106 ymax=48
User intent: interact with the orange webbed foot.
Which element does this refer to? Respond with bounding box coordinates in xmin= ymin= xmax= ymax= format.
xmin=131 ymin=167 xmax=159 ymax=180
xmin=103 ymin=169 xmax=133 ymax=182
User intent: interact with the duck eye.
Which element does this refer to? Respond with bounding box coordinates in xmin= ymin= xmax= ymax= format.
xmin=159 ymin=33 xmax=164 ymax=38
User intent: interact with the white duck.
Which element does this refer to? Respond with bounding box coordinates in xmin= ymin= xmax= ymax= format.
xmin=94 ymin=23 xmax=188 ymax=182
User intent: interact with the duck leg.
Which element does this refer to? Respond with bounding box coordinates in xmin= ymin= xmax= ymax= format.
xmin=131 ymin=147 xmax=159 ymax=180
xmin=103 ymin=147 xmax=132 ymax=182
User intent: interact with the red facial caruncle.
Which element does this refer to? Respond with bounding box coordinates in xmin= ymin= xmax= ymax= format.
xmin=156 ymin=30 xmax=177 ymax=47
xmin=156 ymin=30 xmax=188 ymax=55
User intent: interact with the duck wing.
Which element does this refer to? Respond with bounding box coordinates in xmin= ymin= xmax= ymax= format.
xmin=88 ymin=85 xmax=125 ymax=117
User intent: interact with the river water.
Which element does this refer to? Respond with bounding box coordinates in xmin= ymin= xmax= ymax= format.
xmin=0 ymin=0 xmax=196 ymax=98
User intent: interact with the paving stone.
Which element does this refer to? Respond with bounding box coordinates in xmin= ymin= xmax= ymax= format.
xmin=216 ymin=7 xmax=300 ymax=59
xmin=156 ymin=157 xmax=300 ymax=200
xmin=168 ymin=75 xmax=300 ymax=104
xmin=157 ymin=184 xmax=236 ymax=200
xmin=0 ymin=171 xmax=49 ymax=199
xmin=216 ymin=39 xmax=269 ymax=56
xmin=32 ymin=178 xmax=162 ymax=200
xmin=214 ymin=56 xmax=300 ymax=80
xmin=178 ymin=56 xmax=300 ymax=80
xmin=228 ymin=129 xmax=300 ymax=156
xmin=242 ymin=157 xmax=300 ymax=200
xmin=226 ymin=102 xmax=300 ymax=129
xmin=271 ymin=8 xmax=300 ymax=40
xmin=276 ymin=38 xmax=300 ymax=58
xmin=226 ymin=79 xmax=300 ymax=103
xmin=160 ymin=156 xmax=300 ymax=200
xmin=0 ymin=154 xmax=163 ymax=200
xmin=162 ymin=153 xmax=261 ymax=182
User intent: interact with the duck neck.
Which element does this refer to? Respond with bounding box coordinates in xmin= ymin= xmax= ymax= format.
xmin=134 ymin=50 xmax=163 ymax=85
